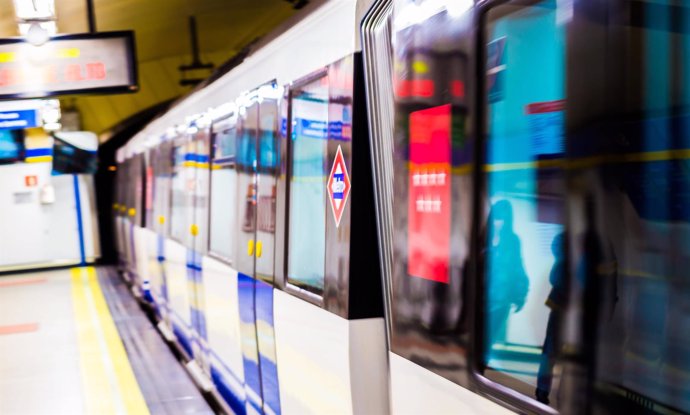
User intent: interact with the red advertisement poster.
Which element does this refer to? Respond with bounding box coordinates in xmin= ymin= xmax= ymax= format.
xmin=407 ymin=104 xmax=451 ymax=283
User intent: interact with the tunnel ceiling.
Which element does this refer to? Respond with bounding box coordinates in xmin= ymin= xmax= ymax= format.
xmin=0 ymin=0 xmax=297 ymax=139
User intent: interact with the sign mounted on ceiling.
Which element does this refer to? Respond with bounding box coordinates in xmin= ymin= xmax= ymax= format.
xmin=0 ymin=31 xmax=138 ymax=100
xmin=0 ymin=109 xmax=39 ymax=130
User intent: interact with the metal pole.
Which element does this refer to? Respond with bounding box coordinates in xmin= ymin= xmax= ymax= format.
xmin=189 ymin=16 xmax=200 ymax=66
xmin=86 ymin=0 xmax=97 ymax=33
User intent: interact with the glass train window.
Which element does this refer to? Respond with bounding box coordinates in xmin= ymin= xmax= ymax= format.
xmin=208 ymin=119 xmax=239 ymax=261
xmin=151 ymin=141 xmax=173 ymax=236
xmin=481 ymin=0 xmax=566 ymax=407
xmin=287 ymin=75 xmax=329 ymax=295
xmin=257 ymin=99 xmax=279 ymax=235
xmin=388 ymin=0 xmax=474 ymax=386
xmin=170 ymin=141 xmax=188 ymax=242
xmin=259 ymin=103 xmax=279 ymax=173
xmin=562 ymin=1 xmax=690 ymax=413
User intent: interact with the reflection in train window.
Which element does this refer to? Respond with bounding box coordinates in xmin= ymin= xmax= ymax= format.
xmin=257 ymin=100 xmax=278 ymax=234
xmin=567 ymin=1 xmax=690 ymax=413
xmin=238 ymin=103 xmax=258 ymax=235
xmin=287 ymin=76 xmax=328 ymax=294
xmin=482 ymin=0 xmax=566 ymax=407
xmin=259 ymin=104 xmax=279 ymax=172
xmin=388 ymin=0 xmax=474 ymax=387
xmin=208 ymin=122 xmax=239 ymax=261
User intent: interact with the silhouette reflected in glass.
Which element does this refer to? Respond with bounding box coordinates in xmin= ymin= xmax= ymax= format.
xmin=536 ymin=231 xmax=565 ymax=405
xmin=486 ymin=199 xmax=529 ymax=353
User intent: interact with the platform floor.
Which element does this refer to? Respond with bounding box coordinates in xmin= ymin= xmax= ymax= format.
xmin=0 ymin=266 xmax=213 ymax=415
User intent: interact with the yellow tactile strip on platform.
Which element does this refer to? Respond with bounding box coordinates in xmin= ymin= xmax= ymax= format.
xmin=71 ymin=267 xmax=150 ymax=415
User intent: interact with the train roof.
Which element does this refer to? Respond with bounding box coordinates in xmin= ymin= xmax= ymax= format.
xmin=122 ymin=0 xmax=373 ymax=158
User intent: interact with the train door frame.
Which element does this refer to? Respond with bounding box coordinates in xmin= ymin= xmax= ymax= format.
xmin=202 ymin=107 xmax=251 ymax=414
xmin=233 ymin=81 xmax=284 ymax=415
xmin=164 ymin=132 xmax=199 ymax=360
xmin=273 ymin=55 xmax=388 ymax=414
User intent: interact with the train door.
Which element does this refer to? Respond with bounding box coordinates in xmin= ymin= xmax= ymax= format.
xmin=235 ymin=83 xmax=282 ymax=415
xmin=364 ymin=1 xmax=514 ymax=413
xmin=272 ymin=56 xmax=388 ymax=415
xmin=131 ymin=152 xmax=149 ymax=294
xmin=149 ymin=140 xmax=173 ymax=322
xmin=166 ymin=133 xmax=198 ymax=358
xmin=189 ymin=125 xmax=212 ymax=375
xmin=114 ymin=152 xmax=127 ymax=269
xmin=203 ymin=110 xmax=249 ymax=414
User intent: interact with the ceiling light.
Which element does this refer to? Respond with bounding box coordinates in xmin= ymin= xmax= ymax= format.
xmin=25 ymin=22 xmax=50 ymax=46
xmin=13 ymin=0 xmax=56 ymax=22
xmin=19 ymin=21 xmax=56 ymax=36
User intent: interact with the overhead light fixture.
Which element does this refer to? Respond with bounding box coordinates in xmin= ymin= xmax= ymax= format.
xmin=19 ymin=20 xmax=56 ymax=37
xmin=13 ymin=0 xmax=56 ymax=22
xmin=25 ymin=22 xmax=50 ymax=46
xmin=14 ymin=0 xmax=57 ymax=46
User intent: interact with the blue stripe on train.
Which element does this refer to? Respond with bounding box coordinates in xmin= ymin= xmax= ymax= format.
xmin=211 ymin=365 xmax=247 ymax=415
xmin=172 ymin=323 xmax=193 ymax=358
xmin=255 ymin=279 xmax=281 ymax=415
xmin=238 ymin=272 xmax=263 ymax=412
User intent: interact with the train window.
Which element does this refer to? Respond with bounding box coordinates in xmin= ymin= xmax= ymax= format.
xmin=208 ymin=119 xmax=239 ymax=262
xmin=151 ymin=141 xmax=173 ymax=236
xmin=170 ymin=141 xmax=189 ymax=243
xmin=387 ymin=0 xmax=474 ymax=388
xmin=286 ymin=74 xmax=329 ymax=295
xmin=481 ymin=0 xmax=566 ymax=407
xmin=562 ymin=1 xmax=690 ymax=413
xmin=259 ymin=105 xmax=278 ymax=173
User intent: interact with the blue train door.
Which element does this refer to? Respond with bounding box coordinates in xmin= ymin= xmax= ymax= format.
xmin=235 ymin=83 xmax=282 ymax=415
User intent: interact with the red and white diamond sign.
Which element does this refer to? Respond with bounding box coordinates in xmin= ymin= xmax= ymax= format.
xmin=327 ymin=145 xmax=351 ymax=227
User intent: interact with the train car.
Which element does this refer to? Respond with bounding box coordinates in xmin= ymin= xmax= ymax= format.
xmin=363 ymin=0 xmax=690 ymax=414
xmin=114 ymin=0 xmax=690 ymax=414
xmin=115 ymin=1 xmax=388 ymax=414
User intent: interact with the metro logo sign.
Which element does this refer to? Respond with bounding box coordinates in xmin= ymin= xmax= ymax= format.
xmin=327 ymin=145 xmax=351 ymax=227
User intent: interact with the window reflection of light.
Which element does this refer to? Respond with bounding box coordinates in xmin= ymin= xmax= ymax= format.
xmin=556 ymin=0 xmax=574 ymax=25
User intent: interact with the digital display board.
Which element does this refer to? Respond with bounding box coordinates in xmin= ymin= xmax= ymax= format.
xmin=0 ymin=31 xmax=137 ymax=100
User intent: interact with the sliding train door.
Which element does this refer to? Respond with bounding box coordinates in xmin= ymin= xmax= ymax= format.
xmin=235 ymin=83 xmax=282 ymax=415
xmin=202 ymin=109 xmax=249 ymax=414
xmin=165 ymin=133 xmax=198 ymax=358
xmin=364 ymin=1 xmax=513 ymax=413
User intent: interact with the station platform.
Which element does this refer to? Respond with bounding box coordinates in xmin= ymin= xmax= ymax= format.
xmin=0 ymin=266 xmax=213 ymax=415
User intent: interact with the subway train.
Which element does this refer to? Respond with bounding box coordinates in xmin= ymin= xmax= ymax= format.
xmin=113 ymin=0 xmax=690 ymax=414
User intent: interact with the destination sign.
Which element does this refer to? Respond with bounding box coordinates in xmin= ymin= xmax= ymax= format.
xmin=0 ymin=31 xmax=137 ymax=100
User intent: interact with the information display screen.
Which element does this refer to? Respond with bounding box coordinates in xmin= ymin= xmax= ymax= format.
xmin=0 ymin=129 xmax=23 ymax=163
xmin=0 ymin=31 xmax=137 ymax=99
xmin=407 ymin=104 xmax=451 ymax=283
